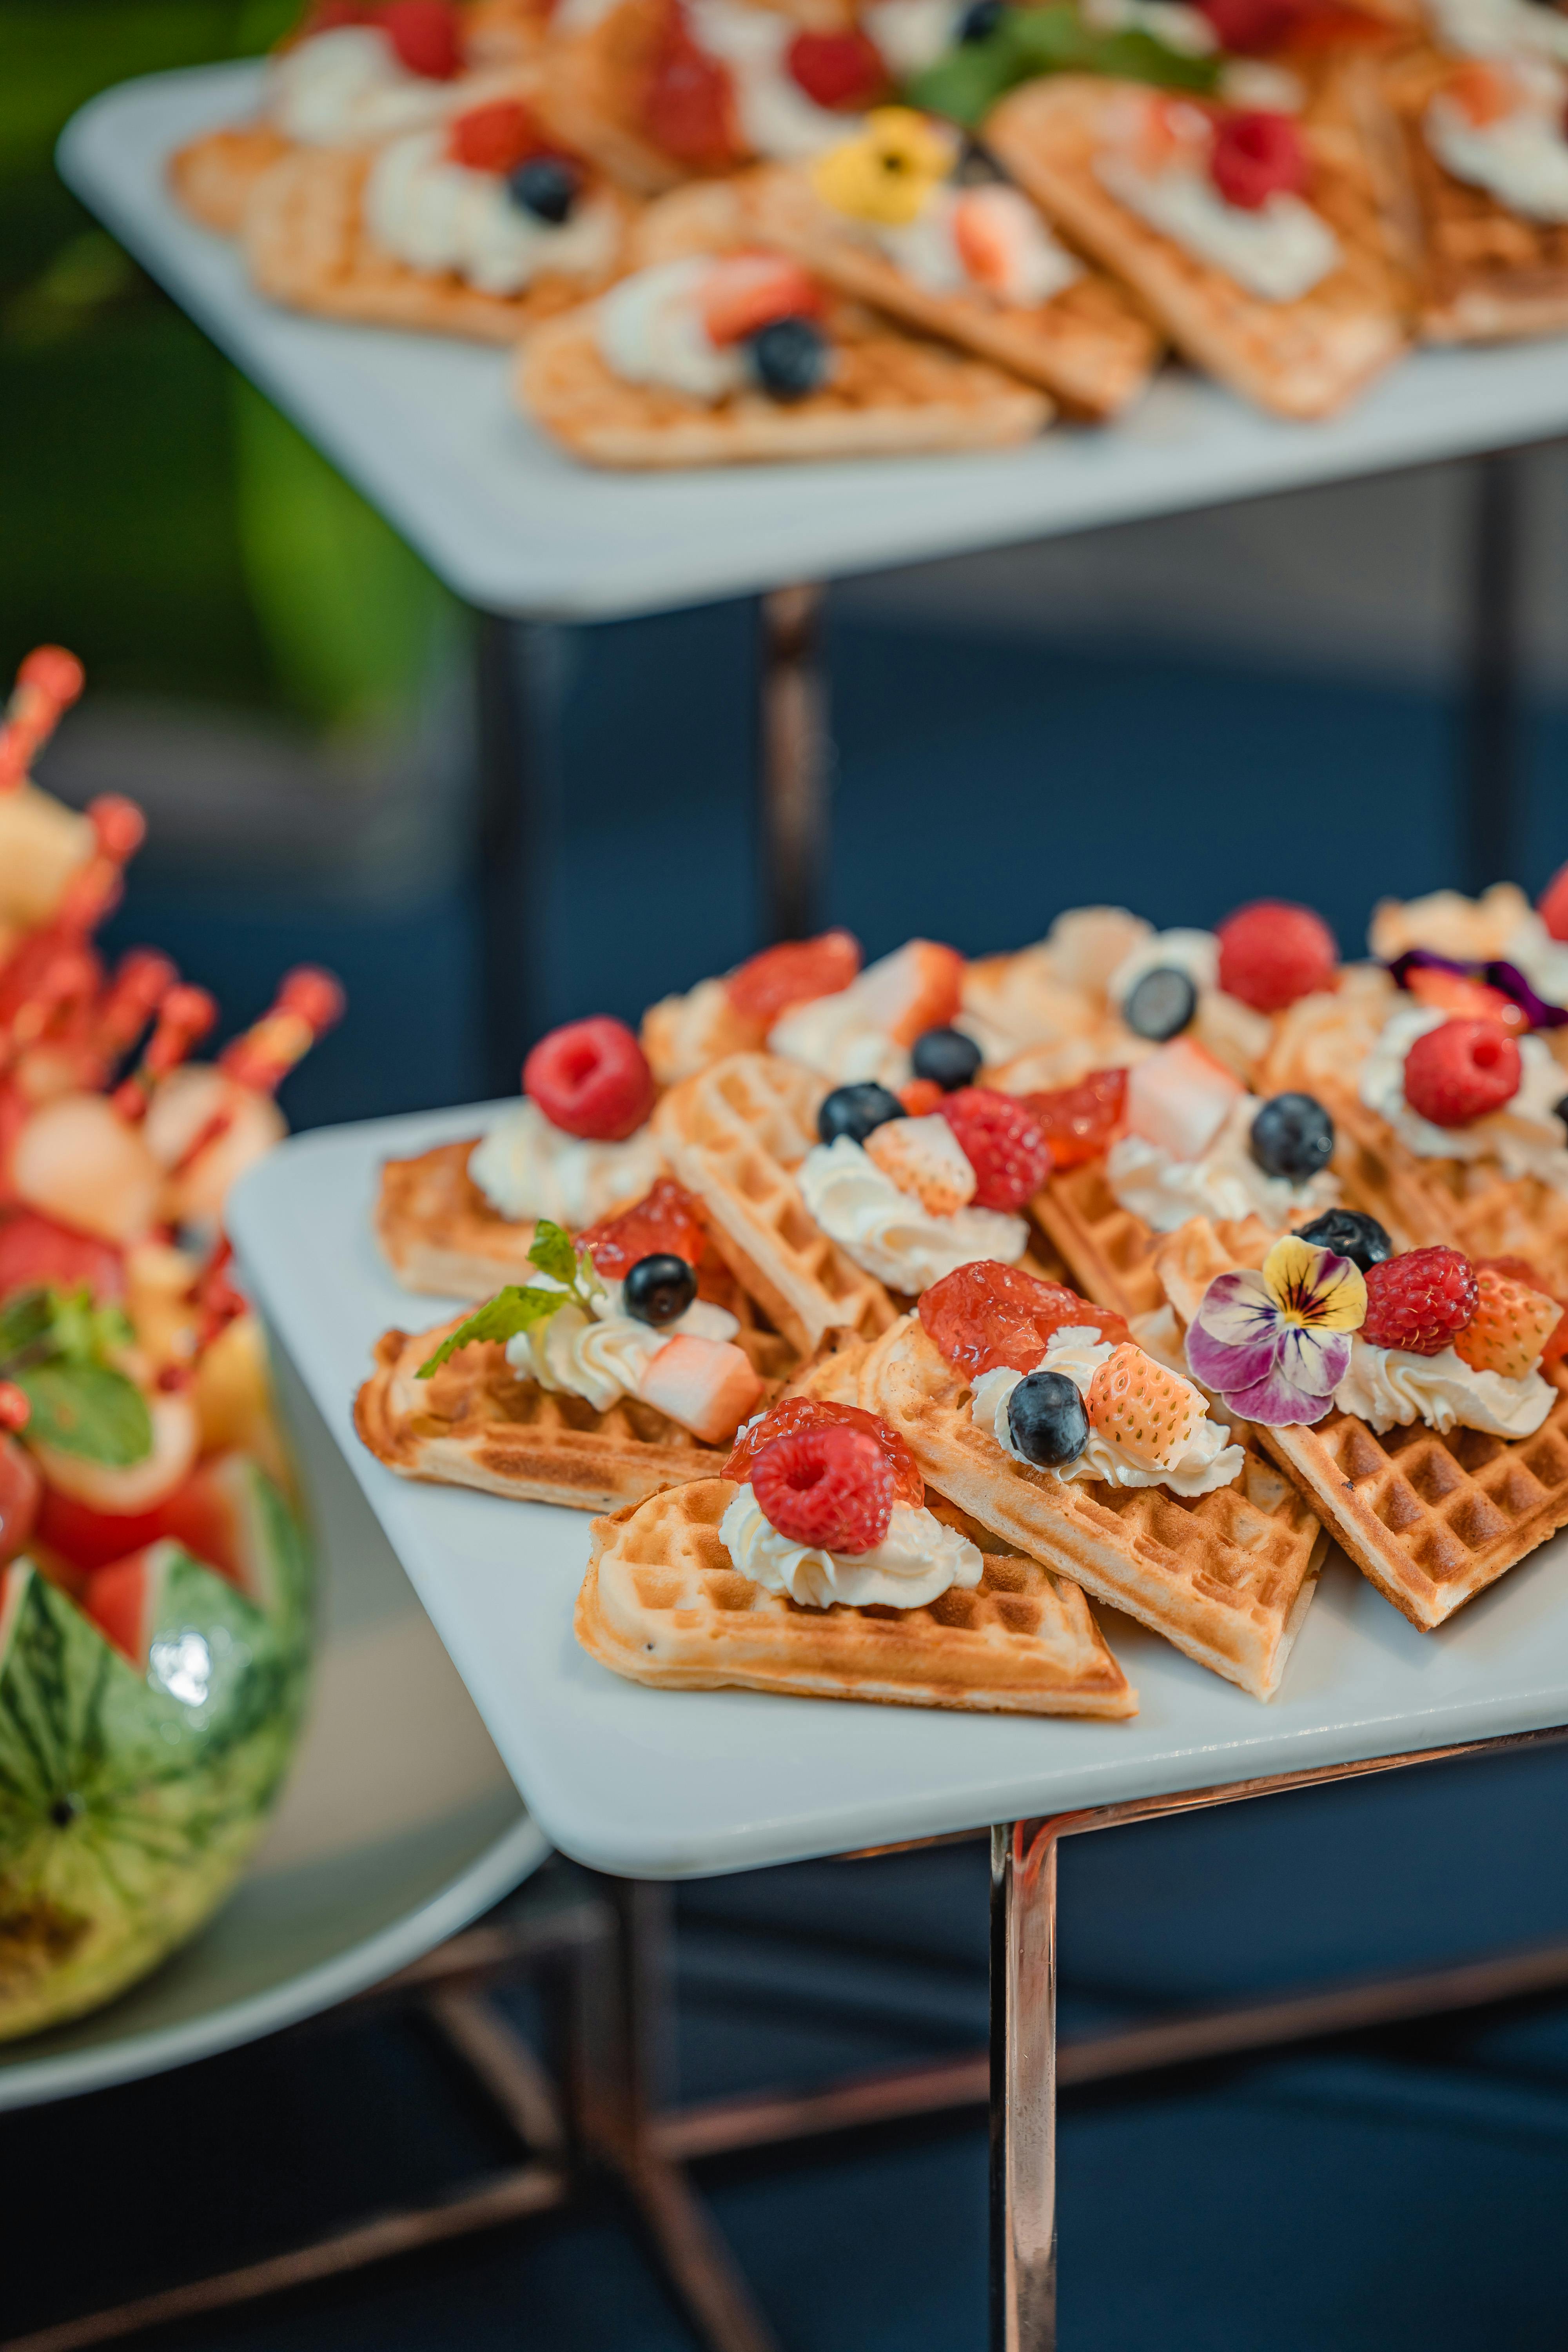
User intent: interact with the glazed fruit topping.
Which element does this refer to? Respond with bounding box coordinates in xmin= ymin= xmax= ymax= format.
xmin=1197 ymin=0 xmax=1309 ymax=50
xmin=1476 ymin=1257 xmax=1568 ymax=1367
xmin=1125 ymin=965 xmax=1197 ymax=1043
xmin=786 ymin=28 xmax=889 ymax=109
xmin=920 ymin=1259 xmax=1129 ymax=1379
xmin=818 ymin=1082 xmax=904 ymax=1145
xmin=1006 ymin=1368 xmax=1087 ymax=1469
xmin=1021 ymin=1067 xmax=1127 ymax=1173
xmin=746 ymin=316 xmax=832 ymax=403
xmin=523 ymin=1015 xmax=656 ymax=1141
xmin=1453 ymin=1263 xmax=1561 ymax=1381
xmin=911 ymin=1025 xmax=983 ymax=1092
xmin=1360 ymin=1245 xmax=1478 ymax=1357
xmin=938 ymin=1088 xmax=1049 ymax=1212
xmin=450 ymin=98 xmax=544 ymax=173
xmin=1249 ymin=1091 xmax=1334 ymax=1181
xmin=1209 ymin=111 xmax=1309 ymax=210
xmin=579 ymin=1176 xmax=705 ymax=1277
xmin=702 ymin=254 xmax=822 ymax=345
xmin=1215 ymin=900 xmax=1337 ymax=1013
xmin=750 ymin=1421 xmax=896 ymax=1555
xmin=1294 ymin=1206 xmax=1391 ymax=1274
xmin=1402 ymin=1017 xmax=1521 ymax=1127
xmin=724 ymin=1394 xmax=923 ymax=1506
xmin=622 ymin=1252 xmax=699 ymax=1326
xmin=899 ymin=1077 xmax=946 ymax=1116
xmin=1539 ymin=861 xmax=1568 ymax=945
xmin=1086 ymin=1344 xmax=1202 ymax=1471
xmin=380 ymin=0 xmax=463 ymax=77
xmin=726 ymin=929 xmax=860 ymax=1026
xmin=509 ymin=155 xmax=583 ymax=222
xmin=642 ymin=3 xmax=741 ymax=167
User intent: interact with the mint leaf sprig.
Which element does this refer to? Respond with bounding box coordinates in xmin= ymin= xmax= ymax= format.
xmin=0 ymin=1285 xmax=154 ymax=1467
xmin=417 ymin=1222 xmax=604 ymax=1380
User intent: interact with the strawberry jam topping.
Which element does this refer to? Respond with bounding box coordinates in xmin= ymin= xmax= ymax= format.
xmin=724 ymin=1394 xmax=924 ymax=1508
xmin=1021 ymin=1068 xmax=1127 ymax=1172
xmin=919 ymin=1260 xmax=1130 ymax=1380
xmin=578 ymin=1177 xmax=707 ymax=1278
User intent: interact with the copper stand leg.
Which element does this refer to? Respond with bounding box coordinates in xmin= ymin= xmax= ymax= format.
xmin=759 ymin=583 xmax=829 ymax=943
xmin=991 ymin=1820 xmax=1064 ymax=2352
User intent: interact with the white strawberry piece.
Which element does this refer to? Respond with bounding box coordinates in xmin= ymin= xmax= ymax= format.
xmin=849 ymin=939 xmax=965 ymax=1046
xmin=1125 ymin=1037 xmax=1241 ymax=1162
xmin=864 ymin=1112 xmax=976 ymax=1215
xmin=639 ymin=1335 xmax=764 ymax=1445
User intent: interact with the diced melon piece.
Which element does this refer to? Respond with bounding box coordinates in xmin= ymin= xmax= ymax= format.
xmin=10 ymin=1093 xmax=162 ymax=1246
xmin=850 ymin=940 xmax=965 ymax=1046
xmin=1124 ymin=1038 xmax=1241 ymax=1162
xmin=639 ymin=1336 xmax=764 ymax=1445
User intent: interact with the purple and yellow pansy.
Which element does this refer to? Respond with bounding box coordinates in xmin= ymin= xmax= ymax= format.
xmin=1185 ymin=1236 xmax=1367 ymax=1427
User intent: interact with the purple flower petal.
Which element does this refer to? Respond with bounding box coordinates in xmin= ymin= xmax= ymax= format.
xmin=1224 ymin=1363 xmax=1339 ymax=1426
xmin=1185 ymin=1315 xmax=1281 ymax=1397
xmin=1485 ymin=959 xmax=1568 ymax=1030
xmin=1276 ymin=1321 xmax=1351 ymax=1397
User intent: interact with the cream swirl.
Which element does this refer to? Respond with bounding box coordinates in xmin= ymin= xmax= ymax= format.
xmin=719 ymin=1486 xmax=982 ymax=1609
xmin=364 ymin=132 xmax=619 ymax=294
xmin=1333 ymin=1336 xmax=1552 ymax=1438
xmin=1106 ymin=1094 xmax=1339 ymax=1234
xmin=1427 ymin=65 xmax=1568 ymax=223
xmin=597 ymin=260 xmax=746 ymax=400
xmin=969 ymin=1328 xmax=1244 ymax=1495
xmin=685 ymin=0 xmax=857 ymax=159
xmin=799 ymin=1137 xmax=1028 ymax=1291
xmin=1096 ymin=153 xmax=1339 ymax=301
xmin=468 ymin=1100 xmax=665 ymax=1227
xmin=1357 ymin=1002 xmax=1568 ymax=1185
xmin=506 ymin=1279 xmax=737 ymax=1412
xmin=269 ymin=26 xmax=457 ymax=145
xmin=1107 ymin=926 xmax=1218 ymax=1010
xmin=767 ymin=992 xmax=911 ymax=1091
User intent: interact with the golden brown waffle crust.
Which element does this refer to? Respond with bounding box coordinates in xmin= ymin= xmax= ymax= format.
xmin=169 ymin=125 xmax=294 ymax=234
xmin=985 ymin=74 xmax=1406 ymax=419
xmin=859 ymin=1314 xmax=1326 ymax=1698
xmin=375 ymin=1138 xmax=546 ymax=1299
xmin=1030 ymin=1146 xmax=1278 ymax=1324
xmin=577 ymin=1478 xmax=1138 ymax=1714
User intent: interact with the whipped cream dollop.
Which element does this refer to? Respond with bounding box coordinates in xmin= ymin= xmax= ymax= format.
xmin=1501 ymin=909 xmax=1568 ymax=1011
xmin=864 ymin=0 xmax=965 ymax=74
xmin=1427 ymin=64 xmax=1568 ymax=221
xmin=869 ymin=185 xmax=1081 ymax=307
xmin=1333 ymin=1335 xmax=1552 ymax=1439
xmin=269 ymin=25 xmax=459 ymax=144
xmin=720 ymin=1485 xmax=982 ymax=1608
xmin=1426 ymin=0 xmax=1568 ymax=63
xmin=970 ymin=1327 xmax=1245 ymax=1495
xmin=506 ymin=1276 xmax=738 ymax=1412
xmin=365 ymin=131 xmax=619 ymax=292
xmin=1097 ymin=152 xmax=1339 ymax=301
xmin=768 ymin=992 xmax=911 ymax=1091
xmin=686 ymin=0 xmax=858 ymax=158
xmin=800 ymin=1136 xmax=1029 ymax=1291
xmin=1107 ymin=1093 xmax=1339 ymax=1234
xmin=1107 ymin=925 xmax=1218 ymax=1011
xmin=596 ymin=258 xmax=746 ymax=400
xmin=1358 ymin=1002 xmax=1568 ymax=1185
xmin=468 ymin=1100 xmax=666 ymax=1226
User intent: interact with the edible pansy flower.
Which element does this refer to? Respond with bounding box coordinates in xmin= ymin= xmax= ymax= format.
xmin=1185 ymin=1234 xmax=1366 ymax=1426
xmin=810 ymin=107 xmax=955 ymax=225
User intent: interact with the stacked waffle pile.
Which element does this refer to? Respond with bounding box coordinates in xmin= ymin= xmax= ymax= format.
xmin=356 ymin=880 xmax=1568 ymax=1720
xmin=165 ymin=0 xmax=1568 ymax=463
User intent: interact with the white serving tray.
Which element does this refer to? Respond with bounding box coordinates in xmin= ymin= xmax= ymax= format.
xmin=229 ymin=1105 xmax=1568 ymax=1880
xmin=58 ymin=62 xmax=1568 ymax=621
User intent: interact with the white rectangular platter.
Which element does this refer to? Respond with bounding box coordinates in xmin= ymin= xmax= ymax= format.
xmin=60 ymin=63 xmax=1568 ymax=623
xmin=230 ymin=1105 xmax=1568 ymax=1879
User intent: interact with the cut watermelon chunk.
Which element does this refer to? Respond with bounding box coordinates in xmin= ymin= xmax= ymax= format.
xmin=35 ymin=1451 xmax=309 ymax=1631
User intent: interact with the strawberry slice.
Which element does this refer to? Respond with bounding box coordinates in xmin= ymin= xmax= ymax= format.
xmin=853 ymin=940 xmax=965 ymax=1047
xmin=701 ymin=254 xmax=823 ymax=346
xmin=726 ymin=930 xmax=860 ymax=1026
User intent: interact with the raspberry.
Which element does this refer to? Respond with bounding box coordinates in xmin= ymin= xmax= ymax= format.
xmin=448 ymin=98 xmax=543 ymax=172
xmin=727 ymin=930 xmax=859 ymax=1027
xmin=920 ymin=1260 xmax=1129 ymax=1379
xmin=1454 ymin=1263 xmax=1562 ymax=1381
xmin=750 ymin=1423 xmax=895 ymax=1555
xmin=523 ymin=1016 xmax=656 ymax=1141
xmin=1478 ymin=1258 xmax=1568 ymax=1366
xmin=785 ymin=28 xmax=888 ymax=108
xmin=1086 ymin=1345 xmax=1203 ymax=1471
xmin=1022 ymin=1067 xmax=1127 ymax=1173
xmin=579 ymin=1177 xmax=705 ymax=1276
xmin=1209 ymin=111 xmax=1308 ymax=210
xmin=1215 ymin=901 xmax=1337 ymax=1013
xmin=379 ymin=0 xmax=463 ymax=76
xmin=1402 ymin=1018 xmax=1521 ymax=1128
xmin=1539 ymin=862 xmax=1568 ymax=944
xmin=939 ymin=1088 xmax=1050 ymax=1212
xmin=1361 ymin=1246 xmax=1479 ymax=1357
xmin=725 ymin=1396 xmax=923 ymax=1506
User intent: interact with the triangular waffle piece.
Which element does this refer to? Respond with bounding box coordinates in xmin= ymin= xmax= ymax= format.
xmin=1026 ymin=1152 xmax=1277 ymax=1323
xmin=860 ymin=1314 xmax=1326 ymax=1697
xmin=535 ymin=0 xmax=697 ymax=194
xmin=376 ymin=1138 xmax=549 ymax=1298
xmin=514 ymin=295 xmax=1049 ymax=468
xmin=1319 ymin=1090 xmax=1568 ymax=1294
xmin=356 ymin=1307 xmax=796 ymax=1512
xmin=1153 ymin=1217 xmax=1568 ymax=1627
xmin=244 ymin=147 xmax=630 ymax=341
xmin=169 ymin=124 xmax=294 ymax=234
xmin=575 ymin=1476 xmax=1137 ymax=1715
xmin=986 ymin=71 xmax=1407 ymax=418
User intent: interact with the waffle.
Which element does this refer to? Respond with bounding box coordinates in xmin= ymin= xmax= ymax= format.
xmin=652 ymin=1054 xmax=899 ymax=1356
xmin=356 ymin=1306 xmax=795 ymax=1512
xmin=242 ymin=147 xmax=629 ymax=340
xmin=1256 ymin=966 xmax=1399 ymax=1101
xmin=986 ymin=72 xmax=1407 ymax=418
xmin=575 ymin=1476 xmax=1137 ymax=1714
xmin=514 ymin=298 xmax=1049 ymax=466
xmin=1324 ymin=1091 xmax=1568 ymax=1292
xmin=1027 ymin=1159 xmax=1265 ymax=1322
xmin=375 ymin=1139 xmax=546 ymax=1298
xmin=169 ymin=124 xmax=294 ymax=234
xmin=859 ymin=1314 xmax=1327 ymax=1697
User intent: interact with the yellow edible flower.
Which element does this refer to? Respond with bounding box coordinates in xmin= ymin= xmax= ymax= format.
xmin=809 ymin=107 xmax=955 ymax=226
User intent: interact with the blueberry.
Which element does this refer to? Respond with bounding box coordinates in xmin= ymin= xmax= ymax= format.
xmin=1294 ymin=1207 xmax=1393 ymax=1274
xmin=1006 ymin=1370 xmax=1088 ymax=1469
xmin=819 ymin=1083 xmax=905 ymax=1146
xmin=1250 ymin=1093 xmax=1336 ymax=1182
xmin=958 ymin=0 xmax=1004 ymax=38
xmin=746 ymin=316 xmax=831 ymax=404
xmin=1125 ymin=965 xmax=1197 ymax=1043
xmin=622 ymin=1253 xmax=697 ymax=1326
xmin=1554 ymin=1093 xmax=1568 ymax=1129
xmin=911 ymin=1026 xmax=982 ymax=1092
xmin=507 ymin=156 xmax=580 ymax=224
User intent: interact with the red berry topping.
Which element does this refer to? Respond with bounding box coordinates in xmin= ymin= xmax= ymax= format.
xmin=0 ymin=1212 xmax=124 ymax=1305
xmin=1403 ymin=965 xmax=1526 ymax=1033
xmin=379 ymin=0 xmax=462 ymax=76
xmin=726 ymin=929 xmax=860 ymax=1027
xmin=725 ymin=1395 xmax=923 ymax=1507
xmin=1360 ymin=1246 xmax=1479 ymax=1357
xmin=701 ymin=253 xmax=822 ymax=345
xmin=899 ymin=1077 xmax=946 ymax=1117
xmin=938 ymin=1088 xmax=1050 ymax=1212
xmin=919 ymin=1260 xmax=1129 ymax=1380
xmin=750 ymin=1422 xmax=895 ymax=1555
xmin=1022 ymin=1067 xmax=1127 ymax=1174
xmin=785 ymin=28 xmax=889 ymax=109
xmin=1477 ymin=1256 xmax=1568 ymax=1367
xmin=642 ymin=2 xmax=742 ymax=167
xmin=1210 ymin=111 xmax=1308 ymax=209
xmin=578 ymin=1176 xmax=706 ymax=1276
xmin=1402 ymin=1018 xmax=1521 ymax=1128
xmin=1198 ymin=0 xmax=1308 ymax=49
xmin=523 ymin=1016 xmax=656 ymax=1141
xmin=1215 ymin=900 xmax=1337 ymax=1012
xmin=448 ymin=98 xmax=544 ymax=172
xmin=1539 ymin=862 xmax=1568 ymax=944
